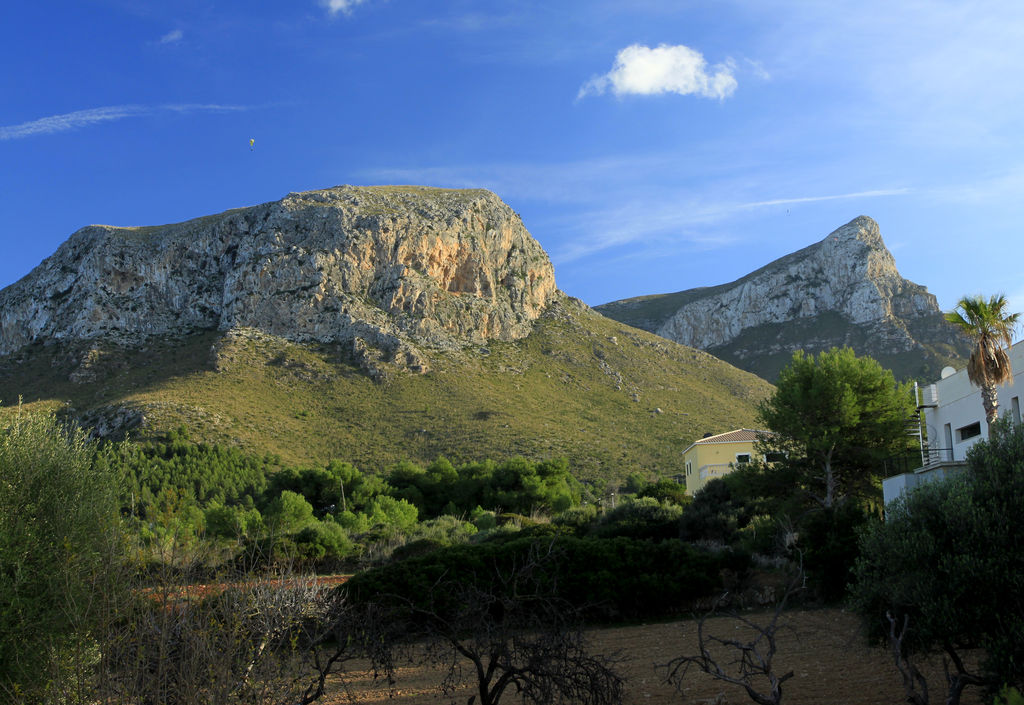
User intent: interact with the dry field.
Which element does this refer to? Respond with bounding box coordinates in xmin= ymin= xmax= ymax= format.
xmin=325 ymin=608 xmax=983 ymax=705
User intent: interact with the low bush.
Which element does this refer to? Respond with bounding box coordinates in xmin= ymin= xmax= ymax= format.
xmin=345 ymin=535 xmax=751 ymax=622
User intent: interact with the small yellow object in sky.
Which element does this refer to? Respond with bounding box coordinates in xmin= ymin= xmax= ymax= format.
xmin=249 ymin=138 xmax=255 ymax=151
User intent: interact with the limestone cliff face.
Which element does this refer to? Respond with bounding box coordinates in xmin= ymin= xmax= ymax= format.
xmin=0 ymin=186 xmax=557 ymax=364
xmin=596 ymin=216 xmax=969 ymax=381
xmin=656 ymin=217 xmax=934 ymax=347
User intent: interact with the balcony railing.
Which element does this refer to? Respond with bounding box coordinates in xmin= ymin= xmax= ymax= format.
xmin=882 ymin=448 xmax=954 ymax=478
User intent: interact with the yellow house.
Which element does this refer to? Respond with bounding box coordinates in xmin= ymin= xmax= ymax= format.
xmin=682 ymin=429 xmax=774 ymax=496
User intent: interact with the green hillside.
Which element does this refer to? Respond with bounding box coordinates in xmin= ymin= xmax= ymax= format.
xmin=702 ymin=311 xmax=969 ymax=383
xmin=0 ymin=296 xmax=772 ymax=484
xmin=596 ymin=295 xmax=968 ymax=383
xmin=592 ymin=290 xmax=694 ymax=333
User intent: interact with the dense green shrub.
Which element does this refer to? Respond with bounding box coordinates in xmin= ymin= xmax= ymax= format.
xmin=264 ymin=490 xmax=316 ymax=534
xmin=589 ymin=497 xmax=684 ymax=540
xmin=470 ymin=506 xmax=498 ymax=531
xmin=0 ymin=410 xmax=124 ymax=701
xmin=265 ymin=460 xmax=388 ymax=515
xmin=121 ymin=427 xmax=273 ymax=515
xmin=552 ymin=504 xmax=599 ymax=534
xmin=388 ymin=456 xmax=581 ymax=518
xmin=798 ymin=502 xmax=871 ymax=602
xmin=345 ymin=536 xmax=750 ymax=622
xmin=637 ymin=479 xmax=690 ymax=506
xmin=851 ymin=419 xmax=1024 ymax=694
xmin=679 ymin=463 xmax=803 ymax=547
xmin=409 ymin=514 xmax=478 ymax=545
xmin=679 ymin=478 xmax=746 ymax=544
xmin=204 ymin=503 xmax=265 ymax=539
xmin=293 ymin=520 xmax=353 ymax=563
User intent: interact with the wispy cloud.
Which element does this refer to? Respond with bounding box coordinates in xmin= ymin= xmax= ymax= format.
xmin=751 ymin=0 xmax=1024 ymax=139
xmin=578 ymin=43 xmax=737 ymax=100
xmin=162 ymin=103 xmax=248 ymax=114
xmin=362 ymin=158 xmax=911 ymax=266
xmin=927 ymin=167 xmax=1024 ymax=206
xmin=364 ymin=155 xmax=684 ymax=204
xmin=159 ymin=29 xmax=183 ymax=44
xmin=418 ymin=12 xmax=521 ymax=33
xmin=0 ymin=106 xmax=147 ymax=140
xmin=321 ymin=0 xmax=370 ymax=16
xmin=553 ymin=188 xmax=911 ymax=263
xmin=743 ymin=58 xmax=771 ymax=81
xmin=738 ymin=189 xmax=910 ymax=210
xmin=0 ymin=104 xmax=248 ymax=141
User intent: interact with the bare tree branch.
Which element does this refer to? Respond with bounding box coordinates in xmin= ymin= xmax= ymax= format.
xmin=660 ymin=566 xmax=802 ymax=705
xmin=379 ymin=540 xmax=623 ymax=705
xmin=882 ymin=611 xmax=985 ymax=705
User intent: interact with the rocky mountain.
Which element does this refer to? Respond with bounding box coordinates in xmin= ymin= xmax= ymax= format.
xmin=0 ymin=185 xmax=773 ymax=480
xmin=595 ymin=216 xmax=969 ymax=382
xmin=0 ymin=185 xmax=557 ymax=378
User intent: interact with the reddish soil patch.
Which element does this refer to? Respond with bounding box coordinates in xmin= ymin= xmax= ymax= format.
xmin=325 ymin=608 xmax=983 ymax=705
xmin=141 ymin=574 xmax=350 ymax=606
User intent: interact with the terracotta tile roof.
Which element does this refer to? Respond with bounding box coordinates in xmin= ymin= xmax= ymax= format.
xmin=692 ymin=428 xmax=770 ymax=445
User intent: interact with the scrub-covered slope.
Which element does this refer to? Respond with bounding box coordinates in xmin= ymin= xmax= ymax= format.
xmin=0 ymin=185 xmax=772 ymax=480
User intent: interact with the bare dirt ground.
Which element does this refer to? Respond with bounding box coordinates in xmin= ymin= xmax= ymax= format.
xmin=324 ymin=608 xmax=983 ymax=705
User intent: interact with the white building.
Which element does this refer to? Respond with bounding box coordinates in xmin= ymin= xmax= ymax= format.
xmin=882 ymin=339 xmax=1024 ymax=505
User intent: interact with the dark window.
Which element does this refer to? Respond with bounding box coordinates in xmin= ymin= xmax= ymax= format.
xmin=957 ymin=422 xmax=982 ymax=442
xmin=765 ymin=451 xmax=786 ymax=463
xmin=735 ymin=454 xmax=751 ymax=464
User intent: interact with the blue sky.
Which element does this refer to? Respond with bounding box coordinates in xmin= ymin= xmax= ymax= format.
xmin=3 ymin=0 xmax=1024 ymax=325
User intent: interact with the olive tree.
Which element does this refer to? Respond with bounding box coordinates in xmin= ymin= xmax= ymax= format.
xmin=348 ymin=540 xmax=623 ymax=705
xmin=95 ymin=572 xmax=386 ymax=705
xmin=0 ymin=407 xmax=124 ymax=702
xmin=850 ymin=419 xmax=1024 ymax=703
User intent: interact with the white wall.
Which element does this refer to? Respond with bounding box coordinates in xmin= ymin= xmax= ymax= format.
xmin=923 ymin=340 xmax=1024 ymax=461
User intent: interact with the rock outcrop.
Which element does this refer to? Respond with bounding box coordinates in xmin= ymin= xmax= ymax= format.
xmin=596 ymin=216 xmax=969 ymax=381
xmin=0 ymin=186 xmax=557 ymax=369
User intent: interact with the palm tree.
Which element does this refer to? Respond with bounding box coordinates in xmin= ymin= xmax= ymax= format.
xmin=945 ymin=294 xmax=1020 ymax=436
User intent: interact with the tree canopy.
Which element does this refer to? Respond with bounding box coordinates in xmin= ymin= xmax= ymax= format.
xmin=757 ymin=347 xmax=915 ymax=507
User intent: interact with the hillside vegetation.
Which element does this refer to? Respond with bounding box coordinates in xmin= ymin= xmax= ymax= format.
xmin=0 ymin=295 xmax=772 ymax=483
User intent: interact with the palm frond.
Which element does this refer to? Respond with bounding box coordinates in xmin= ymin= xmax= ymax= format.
xmin=947 ymin=294 xmax=1019 ymax=391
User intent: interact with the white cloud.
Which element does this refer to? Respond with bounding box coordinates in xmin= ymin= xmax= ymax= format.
xmin=322 ymin=0 xmax=369 ymax=16
xmin=0 ymin=104 xmax=247 ymax=140
xmin=159 ymin=29 xmax=183 ymax=44
xmin=578 ymin=43 xmax=737 ymax=100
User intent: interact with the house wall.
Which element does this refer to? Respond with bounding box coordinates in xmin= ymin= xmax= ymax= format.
xmin=683 ymin=440 xmax=757 ymax=496
xmin=923 ymin=339 xmax=1024 ymax=462
xmin=882 ymin=462 xmax=967 ymax=506
xmin=883 ymin=339 xmax=1023 ymax=507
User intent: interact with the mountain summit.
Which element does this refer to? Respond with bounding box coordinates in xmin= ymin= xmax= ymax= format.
xmin=0 ymin=184 xmax=773 ymax=473
xmin=596 ymin=216 xmax=969 ymax=381
xmin=0 ymin=185 xmax=556 ymax=372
